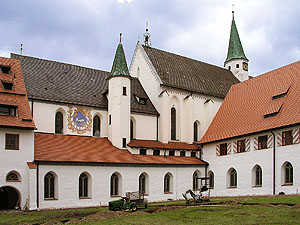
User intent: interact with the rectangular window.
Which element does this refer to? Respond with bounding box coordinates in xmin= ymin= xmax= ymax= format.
xmin=0 ymin=105 xmax=17 ymax=116
xmin=5 ymin=134 xmax=19 ymax=150
xmin=139 ymin=149 xmax=147 ymax=155
xmin=169 ymin=150 xmax=175 ymax=156
xmin=282 ymin=130 xmax=293 ymax=146
xmin=109 ymin=115 xmax=111 ymax=125
xmin=220 ymin=143 xmax=227 ymax=156
xmin=153 ymin=149 xmax=160 ymax=156
xmin=0 ymin=65 xmax=10 ymax=74
xmin=237 ymin=140 xmax=246 ymax=153
xmin=122 ymin=86 xmax=127 ymax=96
xmin=258 ymin=135 xmax=268 ymax=149
xmin=191 ymin=151 xmax=196 ymax=157
xmin=2 ymin=82 xmax=13 ymax=90
xmin=122 ymin=138 xmax=126 ymax=148
xmin=236 ymin=64 xmax=239 ymax=68
xmin=180 ymin=151 xmax=186 ymax=157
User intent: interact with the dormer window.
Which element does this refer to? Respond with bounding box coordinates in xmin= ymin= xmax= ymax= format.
xmin=0 ymin=65 xmax=10 ymax=74
xmin=135 ymin=96 xmax=147 ymax=105
xmin=2 ymin=82 xmax=13 ymax=90
xmin=272 ymin=85 xmax=290 ymax=100
xmin=0 ymin=105 xmax=17 ymax=116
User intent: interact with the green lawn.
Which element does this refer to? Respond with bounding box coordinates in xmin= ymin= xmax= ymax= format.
xmin=1 ymin=195 xmax=300 ymax=225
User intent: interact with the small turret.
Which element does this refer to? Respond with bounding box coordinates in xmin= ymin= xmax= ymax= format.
xmin=224 ymin=11 xmax=249 ymax=82
xmin=108 ymin=34 xmax=131 ymax=149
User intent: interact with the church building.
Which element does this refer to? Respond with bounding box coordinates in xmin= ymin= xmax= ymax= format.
xmin=0 ymin=12 xmax=298 ymax=210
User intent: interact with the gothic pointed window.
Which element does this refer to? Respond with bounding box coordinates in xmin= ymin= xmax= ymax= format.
xmin=255 ymin=166 xmax=262 ymax=186
xmin=139 ymin=173 xmax=146 ymax=194
xmin=193 ymin=171 xmax=199 ymax=190
xmin=79 ymin=173 xmax=89 ymax=198
xmin=93 ymin=115 xmax=100 ymax=137
xmin=193 ymin=121 xmax=199 ymax=142
xmin=44 ymin=172 xmax=55 ymax=199
xmin=171 ymin=107 xmax=176 ymax=140
xmin=130 ymin=120 xmax=134 ymax=140
xmin=110 ymin=173 xmax=119 ymax=196
xmin=209 ymin=171 xmax=214 ymax=188
xmin=55 ymin=112 xmax=63 ymax=134
xmin=229 ymin=168 xmax=237 ymax=188
xmin=164 ymin=173 xmax=172 ymax=193
xmin=285 ymin=162 xmax=293 ymax=184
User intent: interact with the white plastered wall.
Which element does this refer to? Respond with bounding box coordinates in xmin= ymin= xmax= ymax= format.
xmin=0 ymin=128 xmax=36 ymax=210
xmin=37 ymin=164 xmax=205 ymax=209
xmin=203 ymin=127 xmax=300 ymax=197
xmin=130 ymin=113 xmax=157 ymax=140
xmin=29 ymin=100 xmax=108 ymax=137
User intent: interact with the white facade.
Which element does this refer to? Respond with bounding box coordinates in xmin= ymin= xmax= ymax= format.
xmin=225 ymin=58 xmax=249 ymax=82
xmin=203 ymin=126 xmax=300 ymax=197
xmin=37 ymin=164 xmax=205 ymax=209
xmin=130 ymin=43 xmax=223 ymax=144
xmin=0 ymin=128 xmax=36 ymax=210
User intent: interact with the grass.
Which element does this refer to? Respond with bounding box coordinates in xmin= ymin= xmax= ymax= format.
xmin=1 ymin=195 xmax=300 ymax=225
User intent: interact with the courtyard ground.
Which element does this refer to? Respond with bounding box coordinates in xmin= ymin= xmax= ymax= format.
xmin=1 ymin=195 xmax=300 ymax=225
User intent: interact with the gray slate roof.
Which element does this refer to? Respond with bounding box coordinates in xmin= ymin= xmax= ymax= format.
xmin=143 ymin=46 xmax=239 ymax=98
xmin=11 ymin=54 xmax=158 ymax=115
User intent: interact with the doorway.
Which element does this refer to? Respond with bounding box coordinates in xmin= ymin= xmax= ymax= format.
xmin=0 ymin=186 xmax=20 ymax=209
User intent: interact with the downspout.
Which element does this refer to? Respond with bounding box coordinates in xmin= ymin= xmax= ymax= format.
xmin=36 ymin=161 xmax=39 ymax=209
xmin=31 ymin=99 xmax=34 ymax=117
xmin=271 ymin=131 xmax=276 ymax=195
xmin=156 ymin=115 xmax=159 ymax=141
xmin=205 ymin=164 xmax=208 ymax=186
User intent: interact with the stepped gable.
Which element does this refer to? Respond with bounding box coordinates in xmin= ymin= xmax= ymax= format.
xmin=34 ymin=133 xmax=206 ymax=165
xmin=143 ymin=46 xmax=239 ymax=98
xmin=11 ymin=54 xmax=158 ymax=115
xmin=0 ymin=57 xmax=35 ymax=129
xmin=200 ymin=60 xmax=300 ymax=144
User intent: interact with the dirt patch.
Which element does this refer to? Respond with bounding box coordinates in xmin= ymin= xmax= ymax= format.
xmin=65 ymin=210 xmax=146 ymax=224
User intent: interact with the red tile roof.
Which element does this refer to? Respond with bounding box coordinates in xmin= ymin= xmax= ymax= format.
xmin=27 ymin=162 xmax=37 ymax=169
xmin=34 ymin=133 xmax=206 ymax=165
xmin=200 ymin=60 xmax=300 ymax=144
xmin=0 ymin=57 xmax=35 ymax=129
xmin=128 ymin=139 xmax=198 ymax=150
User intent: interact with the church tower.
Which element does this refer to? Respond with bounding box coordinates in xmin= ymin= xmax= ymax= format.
xmin=108 ymin=34 xmax=131 ymax=149
xmin=224 ymin=11 xmax=249 ymax=82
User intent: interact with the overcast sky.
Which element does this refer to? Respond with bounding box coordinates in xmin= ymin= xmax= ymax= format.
xmin=0 ymin=0 xmax=299 ymax=77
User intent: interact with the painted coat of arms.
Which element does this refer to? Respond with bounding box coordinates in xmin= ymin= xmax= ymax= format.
xmin=67 ymin=106 xmax=92 ymax=134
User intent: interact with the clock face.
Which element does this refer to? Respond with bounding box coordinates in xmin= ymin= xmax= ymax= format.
xmin=243 ymin=62 xmax=248 ymax=71
xmin=67 ymin=106 xmax=92 ymax=134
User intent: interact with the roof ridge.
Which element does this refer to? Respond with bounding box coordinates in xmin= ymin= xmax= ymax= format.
xmin=11 ymin=53 xmax=109 ymax=74
xmin=142 ymin=45 xmax=230 ymax=72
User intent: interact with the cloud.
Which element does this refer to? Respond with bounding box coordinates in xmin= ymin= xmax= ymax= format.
xmin=117 ymin=0 xmax=134 ymax=3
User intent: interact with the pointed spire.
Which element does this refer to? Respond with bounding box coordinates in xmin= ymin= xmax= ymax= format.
xmin=225 ymin=13 xmax=248 ymax=64
xmin=110 ymin=33 xmax=130 ymax=77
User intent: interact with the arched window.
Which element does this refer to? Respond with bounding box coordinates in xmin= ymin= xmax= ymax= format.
xmin=194 ymin=121 xmax=198 ymax=142
xmin=229 ymin=168 xmax=237 ymax=188
xmin=44 ymin=172 xmax=55 ymax=199
xmin=93 ymin=115 xmax=100 ymax=137
xmin=111 ymin=173 xmax=119 ymax=196
xmin=208 ymin=171 xmax=214 ymax=188
xmin=130 ymin=120 xmax=134 ymax=140
xmin=164 ymin=173 xmax=172 ymax=193
xmin=255 ymin=166 xmax=262 ymax=186
xmin=139 ymin=173 xmax=146 ymax=194
xmin=6 ymin=171 xmax=20 ymax=182
xmin=171 ymin=107 xmax=176 ymax=140
xmin=79 ymin=173 xmax=89 ymax=198
xmin=193 ymin=171 xmax=199 ymax=190
xmin=55 ymin=112 xmax=63 ymax=134
xmin=285 ymin=162 xmax=293 ymax=184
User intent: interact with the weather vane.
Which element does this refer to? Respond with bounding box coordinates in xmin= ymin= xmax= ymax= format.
xmin=232 ymin=4 xmax=235 ymax=17
xmin=120 ymin=33 xmax=122 ymax=43
xmin=143 ymin=22 xmax=151 ymax=47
